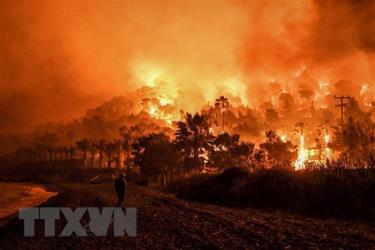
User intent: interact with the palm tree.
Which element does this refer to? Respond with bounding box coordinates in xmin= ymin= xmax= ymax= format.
xmin=120 ymin=125 xmax=140 ymax=169
xmin=120 ymin=126 xmax=132 ymax=162
xmin=36 ymin=133 xmax=57 ymax=161
xmin=63 ymin=146 xmax=69 ymax=160
xmin=96 ymin=139 xmax=106 ymax=167
xmin=76 ymin=139 xmax=91 ymax=167
xmin=105 ymin=141 xmax=116 ymax=168
xmin=113 ymin=139 xmax=124 ymax=168
xmin=215 ymin=96 xmax=230 ymax=132
xmin=55 ymin=146 xmax=64 ymax=160
xmin=89 ymin=142 xmax=97 ymax=167
xmin=185 ymin=113 xmax=212 ymax=170
xmin=69 ymin=145 xmax=75 ymax=159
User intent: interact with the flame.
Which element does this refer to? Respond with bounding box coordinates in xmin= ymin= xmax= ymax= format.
xmin=280 ymin=134 xmax=287 ymax=142
xmin=360 ymin=83 xmax=374 ymax=107
xmin=133 ymin=62 xmax=182 ymax=124
xmin=324 ymin=133 xmax=330 ymax=145
xmin=158 ymin=95 xmax=172 ymax=106
xmin=324 ymin=133 xmax=330 ymax=160
xmin=294 ymin=131 xmax=307 ymax=170
xmin=146 ymin=103 xmax=176 ymax=125
xmin=148 ymin=105 xmax=158 ymax=116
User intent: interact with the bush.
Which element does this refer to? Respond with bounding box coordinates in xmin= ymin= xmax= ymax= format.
xmin=245 ymin=168 xmax=297 ymax=208
xmin=173 ymin=167 xmax=375 ymax=220
xmin=174 ymin=167 xmax=249 ymax=206
xmin=297 ymin=170 xmax=375 ymax=219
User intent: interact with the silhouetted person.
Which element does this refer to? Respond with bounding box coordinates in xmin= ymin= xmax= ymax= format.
xmin=114 ymin=173 xmax=127 ymax=208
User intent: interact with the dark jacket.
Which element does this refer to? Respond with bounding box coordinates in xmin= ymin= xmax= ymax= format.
xmin=115 ymin=177 xmax=126 ymax=198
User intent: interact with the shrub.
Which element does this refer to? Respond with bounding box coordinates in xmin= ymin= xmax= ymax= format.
xmin=245 ymin=168 xmax=297 ymax=208
xmin=173 ymin=167 xmax=375 ymax=220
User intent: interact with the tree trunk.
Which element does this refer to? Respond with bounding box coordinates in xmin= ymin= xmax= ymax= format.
xmin=91 ymin=153 xmax=95 ymax=168
xmin=47 ymin=150 xmax=51 ymax=161
xmin=194 ymin=147 xmax=199 ymax=169
xmin=107 ymin=155 xmax=112 ymax=168
xmin=83 ymin=151 xmax=88 ymax=168
xmin=99 ymin=151 xmax=103 ymax=168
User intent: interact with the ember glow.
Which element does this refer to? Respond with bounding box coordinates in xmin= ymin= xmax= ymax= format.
xmin=0 ymin=0 xmax=374 ymax=158
xmin=1 ymin=1 xmax=375 ymax=248
xmin=324 ymin=133 xmax=331 ymax=161
xmin=280 ymin=134 xmax=288 ymax=143
xmin=294 ymin=132 xmax=308 ymax=170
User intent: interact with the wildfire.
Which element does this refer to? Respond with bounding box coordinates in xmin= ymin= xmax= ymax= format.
xmin=324 ymin=133 xmax=330 ymax=160
xmin=294 ymin=131 xmax=307 ymax=170
xmin=280 ymin=134 xmax=287 ymax=142
xmin=132 ymin=63 xmax=182 ymax=125
xmin=146 ymin=102 xmax=177 ymax=125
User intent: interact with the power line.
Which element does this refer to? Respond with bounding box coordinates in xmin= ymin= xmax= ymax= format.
xmin=333 ymin=95 xmax=351 ymax=134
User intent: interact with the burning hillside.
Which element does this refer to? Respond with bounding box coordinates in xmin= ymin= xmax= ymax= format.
xmin=1 ymin=0 xmax=374 ymax=132
xmin=2 ymin=2 xmax=375 ymax=249
xmin=0 ymin=0 xmax=374 ymax=168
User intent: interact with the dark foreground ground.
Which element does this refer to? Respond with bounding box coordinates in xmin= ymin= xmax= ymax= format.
xmin=0 ymin=183 xmax=374 ymax=249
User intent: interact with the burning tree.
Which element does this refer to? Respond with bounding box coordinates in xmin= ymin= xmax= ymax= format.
xmin=174 ymin=121 xmax=192 ymax=172
xmin=173 ymin=113 xmax=213 ymax=171
xmin=330 ymin=97 xmax=375 ymax=164
xmin=260 ymin=130 xmax=297 ymax=168
xmin=34 ymin=133 xmax=58 ymax=161
xmin=104 ymin=141 xmax=116 ymax=168
xmin=209 ymin=132 xmax=254 ymax=169
xmin=95 ymin=139 xmax=106 ymax=168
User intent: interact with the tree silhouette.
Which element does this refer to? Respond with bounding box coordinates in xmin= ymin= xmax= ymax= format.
xmin=260 ymin=130 xmax=296 ymax=168
xmin=105 ymin=141 xmax=116 ymax=168
xmin=133 ymin=133 xmax=180 ymax=185
xmin=95 ymin=139 xmax=106 ymax=167
xmin=113 ymin=139 xmax=124 ymax=168
xmin=75 ymin=138 xmax=91 ymax=167
xmin=35 ymin=133 xmax=58 ymax=161
xmin=120 ymin=125 xmax=139 ymax=167
xmin=173 ymin=112 xmax=212 ymax=171
xmin=69 ymin=145 xmax=75 ymax=159
xmin=89 ymin=142 xmax=97 ymax=167
xmin=174 ymin=121 xmax=192 ymax=172
xmin=210 ymin=132 xmax=254 ymax=169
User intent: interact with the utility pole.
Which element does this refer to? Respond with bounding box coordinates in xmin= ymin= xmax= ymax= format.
xmin=334 ymin=95 xmax=351 ymax=133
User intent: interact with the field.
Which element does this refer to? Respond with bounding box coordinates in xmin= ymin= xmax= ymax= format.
xmin=0 ymin=182 xmax=374 ymax=249
xmin=0 ymin=182 xmax=56 ymax=220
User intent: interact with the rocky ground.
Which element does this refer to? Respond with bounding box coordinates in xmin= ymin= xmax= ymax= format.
xmin=0 ymin=183 xmax=374 ymax=249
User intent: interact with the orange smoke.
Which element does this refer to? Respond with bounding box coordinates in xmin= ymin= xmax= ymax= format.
xmin=0 ymin=0 xmax=374 ymax=134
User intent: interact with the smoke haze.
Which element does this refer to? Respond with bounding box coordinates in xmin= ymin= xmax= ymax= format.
xmin=0 ymin=0 xmax=374 ymax=133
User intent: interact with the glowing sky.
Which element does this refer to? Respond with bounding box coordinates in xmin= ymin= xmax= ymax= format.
xmin=0 ymin=0 xmax=374 ymax=133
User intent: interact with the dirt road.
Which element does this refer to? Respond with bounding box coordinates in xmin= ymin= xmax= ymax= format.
xmin=1 ymin=183 xmax=374 ymax=249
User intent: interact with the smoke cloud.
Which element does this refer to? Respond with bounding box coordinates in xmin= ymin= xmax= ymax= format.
xmin=0 ymin=0 xmax=374 ymax=134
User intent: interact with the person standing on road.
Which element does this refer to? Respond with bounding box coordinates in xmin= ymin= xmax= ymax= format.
xmin=114 ymin=172 xmax=127 ymax=208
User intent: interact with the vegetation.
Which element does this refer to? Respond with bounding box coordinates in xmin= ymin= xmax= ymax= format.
xmin=173 ymin=166 xmax=375 ymax=220
xmin=2 ymin=95 xmax=374 ymax=220
xmin=133 ymin=133 xmax=180 ymax=186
